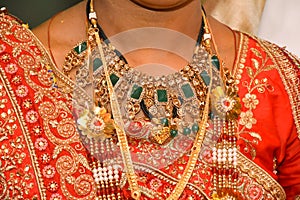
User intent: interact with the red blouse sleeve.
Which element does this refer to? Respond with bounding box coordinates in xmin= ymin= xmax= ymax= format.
xmin=276 ymin=50 xmax=300 ymax=199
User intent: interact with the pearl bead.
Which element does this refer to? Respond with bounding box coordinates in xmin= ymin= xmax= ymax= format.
xmin=114 ymin=174 xmax=119 ymax=179
xmin=113 ymin=165 xmax=119 ymax=170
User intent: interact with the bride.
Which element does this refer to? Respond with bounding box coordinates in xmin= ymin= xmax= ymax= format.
xmin=0 ymin=0 xmax=299 ymax=199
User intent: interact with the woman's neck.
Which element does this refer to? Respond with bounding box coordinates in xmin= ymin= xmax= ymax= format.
xmin=93 ymin=0 xmax=203 ymax=71
xmin=94 ymin=0 xmax=202 ymax=40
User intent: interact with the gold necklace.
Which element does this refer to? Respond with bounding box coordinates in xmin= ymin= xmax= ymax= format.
xmin=70 ymin=1 xmax=241 ymax=199
xmin=86 ymin=4 xmax=210 ymax=198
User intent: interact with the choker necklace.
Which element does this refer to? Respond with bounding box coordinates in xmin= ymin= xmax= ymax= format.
xmin=69 ymin=0 xmax=241 ymax=199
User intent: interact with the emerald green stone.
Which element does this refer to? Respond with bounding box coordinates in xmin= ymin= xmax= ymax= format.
xmin=170 ymin=129 xmax=178 ymax=137
xmin=181 ymin=83 xmax=194 ymax=99
xmin=192 ymin=123 xmax=199 ymax=133
xmin=211 ymin=55 xmax=220 ymax=71
xmin=74 ymin=41 xmax=87 ymax=54
xmin=160 ymin=118 xmax=169 ymax=126
xmin=110 ymin=73 xmax=119 ymax=86
xmin=200 ymin=70 xmax=210 ymax=86
xmin=93 ymin=58 xmax=102 ymax=71
xmin=130 ymin=84 xmax=143 ymax=100
xmin=183 ymin=127 xmax=192 ymax=135
xmin=157 ymin=89 xmax=168 ymax=103
xmin=209 ymin=112 xmax=214 ymax=120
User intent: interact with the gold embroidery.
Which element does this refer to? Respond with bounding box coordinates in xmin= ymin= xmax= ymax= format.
xmin=238 ymin=152 xmax=286 ymax=199
xmin=233 ymin=33 xmax=286 ymax=199
xmin=233 ymin=33 xmax=278 ymax=160
xmin=1 ymin=13 xmax=97 ymax=199
xmin=239 ymin=110 xmax=257 ymax=129
xmin=134 ymin=163 xmax=209 ymax=199
xmin=0 ymin=77 xmax=42 ymax=198
xmin=0 ymin=12 xmax=292 ymax=199
xmin=259 ymin=39 xmax=300 ymax=139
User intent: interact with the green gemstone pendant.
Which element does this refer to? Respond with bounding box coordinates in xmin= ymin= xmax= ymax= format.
xmin=110 ymin=73 xmax=119 ymax=86
xmin=130 ymin=84 xmax=143 ymax=100
xmin=211 ymin=55 xmax=220 ymax=71
xmin=93 ymin=58 xmax=102 ymax=71
xmin=74 ymin=41 xmax=87 ymax=54
xmin=200 ymin=70 xmax=210 ymax=86
xmin=181 ymin=83 xmax=194 ymax=99
xmin=157 ymin=89 xmax=168 ymax=103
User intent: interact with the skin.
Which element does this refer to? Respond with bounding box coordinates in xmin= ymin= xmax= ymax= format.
xmin=33 ymin=0 xmax=237 ymax=77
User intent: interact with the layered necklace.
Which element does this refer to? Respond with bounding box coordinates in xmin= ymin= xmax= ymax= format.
xmin=67 ymin=0 xmax=241 ymax=199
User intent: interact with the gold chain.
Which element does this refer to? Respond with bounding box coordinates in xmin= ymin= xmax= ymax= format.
xmin=87 ymin=1 xmax=216 ymax=198
xmin=91 ymin=26 xmax=142 ymax=200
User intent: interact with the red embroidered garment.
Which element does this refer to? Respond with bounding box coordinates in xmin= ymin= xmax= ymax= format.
xmin=0 ymin=12 xmax=300 ymax=199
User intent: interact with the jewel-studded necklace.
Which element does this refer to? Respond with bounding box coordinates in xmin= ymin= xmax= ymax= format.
xmin=69 ymin=0 xmax=241 ymax=199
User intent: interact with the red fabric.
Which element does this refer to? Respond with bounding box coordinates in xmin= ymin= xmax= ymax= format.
xmin=0 ymin=13 xmax=300 ymax=199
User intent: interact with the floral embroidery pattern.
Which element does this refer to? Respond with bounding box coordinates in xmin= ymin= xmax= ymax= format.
xmin=11 ymin=75 xmax=22 ymax=85
xmin=47 ymin=181 xmax=59 ymax=192
xmin=35 ymin=138 xmax=48 ymax=151
xmin=50 ymin=193 xmax=62 ymax=200
xmin=239 ymin=110 xmax=257 ymax=129
xmin=32 ymin=125 xmax=43 ymax=135
xmin=242 ymin=93 xmax=259 ymax=110
xmin=236 ymin=42 xmax=275 ymax=160
xmin=41 ymin=153 xmax=51 ymax=164
xmin=0 ymin=98 xmax=7 ymax=109
xmin=5 ymin=63 xmax=18 ymax=74
xmin=22 ymin=99 xmax=33 ymax=109
xmin=149 ymin=178 xmax=162 ymax=190
xmin=16 ymin=85 xmax=28 ymax=97
xmin=43 ymin=165 xmax=56 ymax=179
xmin=0 ymin=53 xmax=10 ymax=63
xmin=25 ymin=110 xmax=38 ymax=123
xmin=0 ymin=83 xmax=35 ymax=197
